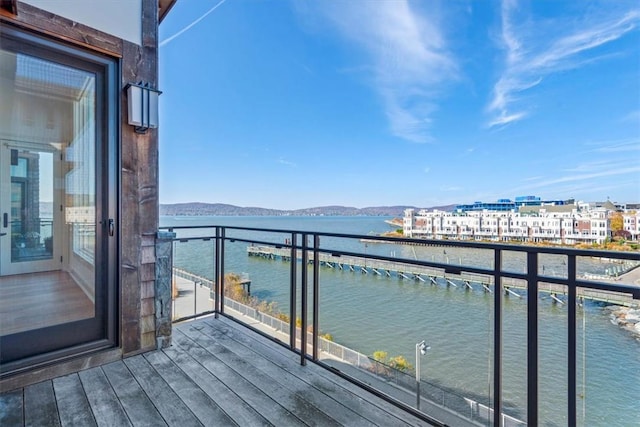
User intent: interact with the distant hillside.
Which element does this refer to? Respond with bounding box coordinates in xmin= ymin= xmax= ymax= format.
xmin=160 ymin=203 xmax=282 ymax=216
xmin=160 ymin=202 xmax=455 ymax=217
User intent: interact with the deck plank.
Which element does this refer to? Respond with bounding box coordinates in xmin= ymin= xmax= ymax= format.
xmin=161 ymin=344 xmax=273 ymax=427
xmin=194 ymin=318 xmax=419 ymax=427
xmin=180 ymin=322 xmax=373 ymax=426
xmin=197 ymin=317 xmax=429 ymax=426
xmin=177 ymin=326 xmax=342 ymax=427
xmin=52 ymin=374 xmax=97 ymax=427
xmin=0 ymin=388 xmax=24 ymax=426
xmin=78 ymin=367 xmax=132 ymax=427
xmin=122 ymin=355 xmax=202 ymax=427
xmin=24 ymin=381 xmax=60 ymax=427
xmin=100 ymin=361 xmax=167 ymax=427
xmin=172 ymin=329 xmax=306 ymax=427
xmin=142 ymin=350 xmax=237 ymax=426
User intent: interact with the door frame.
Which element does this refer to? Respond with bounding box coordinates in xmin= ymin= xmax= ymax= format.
xmin=0 ymin=23 xmax=119 ymax=375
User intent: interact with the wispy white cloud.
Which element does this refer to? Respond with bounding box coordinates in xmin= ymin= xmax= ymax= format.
xmin=488 ymin=1 xmax=640 ymax=127
xmin=278 ymin=158 xmax=298 ymax=168
xmin=562 ymin=159 xmax=632 ymax=173
xmin=620 ymin=109 xmax=640 ymax=123
xmin=301 ymin=1 xmax=456 ymax=143
xmin=160 ymin=0 xmax=228 ymax=47
xmin=586 ymin=138 xmax=640 ymax=153
xmin=507 ymin=162 xmax=640 ymax=195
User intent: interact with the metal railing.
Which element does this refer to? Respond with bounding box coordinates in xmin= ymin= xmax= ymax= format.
xmin=162 ymin=224 xmax=640 ymax=427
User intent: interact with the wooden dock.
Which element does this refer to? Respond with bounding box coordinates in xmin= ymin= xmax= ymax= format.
xmin=247 ymin=246 xmax=639 ymax=307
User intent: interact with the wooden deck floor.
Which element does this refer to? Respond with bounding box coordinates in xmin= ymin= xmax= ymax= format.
xmin=0 ymin=316 xmax=434 ymax=426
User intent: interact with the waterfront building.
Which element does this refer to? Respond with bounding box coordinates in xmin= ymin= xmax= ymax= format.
xmin=404 ymin=203 xmax=639 ymax=244
xmin=454 ymin=195 xmax=567 ymax=213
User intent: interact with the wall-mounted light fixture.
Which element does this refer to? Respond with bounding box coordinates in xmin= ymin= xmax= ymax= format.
xmin=125 ymin=82 xmax=161 ymax=133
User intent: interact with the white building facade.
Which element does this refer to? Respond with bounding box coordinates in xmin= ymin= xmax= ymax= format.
xmin=403 ymin=206 xmax=640 ymax=244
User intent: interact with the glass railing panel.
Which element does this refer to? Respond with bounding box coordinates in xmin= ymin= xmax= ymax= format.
xmin=316 ymin=239 xmax=495 ymax=425
xmin=221 ymin=232 xmax=297 ymax=347
xmin=501 ymin=275 xmax=528 ymax=424
xmin=501 ymin=250 xmax=527 ymax=275
xmin=579 ymin=287 xmax=639 ymax=426
xmin=171 ymin=237 xmax=215 ymax=320
xmin=575 ymin=251 xmax=640 ymax=425
xmin=538 ymin=282 xmax=568 ymax=425
xmin=538 ymin=253 xmax=568 ymax=279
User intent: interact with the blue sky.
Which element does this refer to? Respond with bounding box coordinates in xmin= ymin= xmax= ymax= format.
xmin=158 ymin=0 xmax=640 ymax=209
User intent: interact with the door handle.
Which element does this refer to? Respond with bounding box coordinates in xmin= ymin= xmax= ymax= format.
xmin=2 ymin=213 xmax=7 ymax=228
xmin=108 ymin=219 xmax=115 ymax=236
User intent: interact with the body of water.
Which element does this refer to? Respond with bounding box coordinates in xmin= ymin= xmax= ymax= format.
xmin=162 ymin=215 xmax=639 ymax=426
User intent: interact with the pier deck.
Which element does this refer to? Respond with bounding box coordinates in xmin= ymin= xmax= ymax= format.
xmin=247 ymin=245 xmax=639 ymax=307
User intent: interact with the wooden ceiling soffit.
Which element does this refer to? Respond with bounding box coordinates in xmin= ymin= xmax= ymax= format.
xmin=158 ymin=0 xmax=177 ymax=23
xmin=1 ymin=0 xmax=17 ymax=15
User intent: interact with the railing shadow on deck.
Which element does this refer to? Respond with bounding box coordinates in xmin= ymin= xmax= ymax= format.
xmin=160 ymin=224 xmax=640 ymax=427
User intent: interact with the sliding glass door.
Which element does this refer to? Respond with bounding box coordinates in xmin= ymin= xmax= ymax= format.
xmin=0 ymin=26 xmax=117 ymax=371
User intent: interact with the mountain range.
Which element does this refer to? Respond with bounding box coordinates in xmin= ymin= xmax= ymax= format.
xmin=160 ymin=202 xmax=456 ymax=217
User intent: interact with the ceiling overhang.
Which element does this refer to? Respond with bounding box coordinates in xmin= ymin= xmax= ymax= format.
xmin=158 ymin=0 xmax=177 ymax=23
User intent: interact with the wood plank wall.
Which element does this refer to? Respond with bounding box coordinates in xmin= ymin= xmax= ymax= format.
xmin=120 ymin=0 xmax=160 ymax=356
xmin=0 ymin=0 xmax=160 ymax=388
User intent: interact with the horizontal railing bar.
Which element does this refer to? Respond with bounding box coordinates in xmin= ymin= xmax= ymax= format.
xmin=172 ymin=310 xmax=217 ymax=324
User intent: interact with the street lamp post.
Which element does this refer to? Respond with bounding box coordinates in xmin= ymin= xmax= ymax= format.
xmin=416 ymin=340 xmax=430 ymax=410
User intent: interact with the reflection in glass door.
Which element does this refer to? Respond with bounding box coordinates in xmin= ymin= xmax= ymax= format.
xmin=0 ymin=27 xmax=115 ymax=369
xmin=3 ymin=148 xmax=58 ymax=273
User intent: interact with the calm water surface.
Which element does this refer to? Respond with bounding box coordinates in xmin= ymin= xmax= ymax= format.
xmin=162 ymin=216 xmax=639 ymax=426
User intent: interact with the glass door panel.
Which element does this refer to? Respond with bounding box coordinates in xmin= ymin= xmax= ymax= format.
xmin=0 ymin=27 xmax=113 ymax=368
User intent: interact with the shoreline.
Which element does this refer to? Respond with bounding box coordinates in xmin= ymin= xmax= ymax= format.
xmin=605 ymin=305 xmax=640 ymax=341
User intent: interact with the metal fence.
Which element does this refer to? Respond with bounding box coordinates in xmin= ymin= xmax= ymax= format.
xmin=164 ymin=224 xmax=640 ymax=427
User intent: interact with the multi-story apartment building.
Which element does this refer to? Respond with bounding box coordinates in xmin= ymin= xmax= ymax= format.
xmin=404 ymin=204 xmax=639 ymax=244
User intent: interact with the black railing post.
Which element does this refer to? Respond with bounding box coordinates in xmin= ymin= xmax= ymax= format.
xmin=290 ymin=233 xmax=297 ymax=350
xmin=313 ymin=234 xmax=320 ymax=361
xmin=568 ymin=254 xmax=577 ymax=425
xmin=493 ymin=249 xmax=503 ymax=427
xmin=300 ymin=233 xmax=308 ymax=365
xmin=527 ymin=251 xmax=539 ymax=425
xmin=214 ymin=227 xmax=220 ymax=318
xmin=220 ymin=227 xmax=226 ymax=315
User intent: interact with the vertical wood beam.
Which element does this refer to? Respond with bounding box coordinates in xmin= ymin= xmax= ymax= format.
xmin=121 ymin=0 xmax=159 ymax=355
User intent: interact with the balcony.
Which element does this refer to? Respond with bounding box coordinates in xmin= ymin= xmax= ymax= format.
xmin=2 ymin=224 xmax=639 ymax=426
xmin=0 ymin=315 xmax=435 ymax=426
xmin=162 ymin=225 xmax=640 ymax=426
